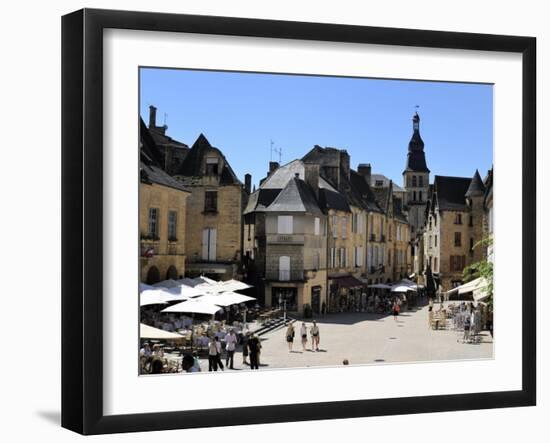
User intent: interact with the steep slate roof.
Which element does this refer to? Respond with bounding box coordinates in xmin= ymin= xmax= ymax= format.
xmin=318 ymin=188 xmax=351 ymax=212
xmin=263 ymin=177 xmax=324 ymax=215
xmin=140 ymin=119 xmax=164 ymax=167
xmin=149 ymin=127 xmax=189 ymax=150
xmin=465 ymin=169 xmax=486 ymax=197
xmin=175 ymin=133 xmax=241 ymax=185
xmin=349 ymin=170 xmax=383 ymax=213
xmin=404 ymin=113 xmax=430 ymax=173
xmin=433 ymin=175 xmax=472 ymax=211
xmin=392 ymin=198 xmax=409 ymax=223
xmin=371 ymin=173 xmax=405 ymax=192
xmin=372 ymin=186 xmax=391 ymax=212
xmin=243 ymin=188 xmax=283 ymax=214
xmin=139 ymin=119 xmax=189 ymax=193
xmin=260 ymin=159 xmax=337 ymax=191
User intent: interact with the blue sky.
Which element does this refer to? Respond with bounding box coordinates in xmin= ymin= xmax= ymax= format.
xmin=140 ymin=68 xmax=493 ymax=188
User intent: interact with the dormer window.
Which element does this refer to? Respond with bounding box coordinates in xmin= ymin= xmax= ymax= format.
xmin=206 ymin=157 xmax=219 ymax=175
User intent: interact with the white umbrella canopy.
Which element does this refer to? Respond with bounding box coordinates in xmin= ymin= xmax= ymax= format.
xmin=140 ymin=323 xmax=184 ymax=340
xmin=221 ymin=279 xmax=253 ymax=292
xmin=152 ymin=279 xmax=181 ymax=289
xmin=139 ymin=282 xmax=155 ymax=292
xmin=140 ymin=289 xmax=170 ymax=307
xmin=161 ymin=300 xmax=222 ymax=316
xmin=196 ymin=292 xmax=256 ymax=307
xmin=391 ymin=285 xmax=413 ymax=293
xmin=165 ymin=284 xmax=206 ymax=299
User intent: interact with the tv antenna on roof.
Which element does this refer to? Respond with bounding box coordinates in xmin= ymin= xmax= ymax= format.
xmin=270 ymin=140 xmax=282 ymax=163
xmin=163 ymin=112 xmax=168 ymax=126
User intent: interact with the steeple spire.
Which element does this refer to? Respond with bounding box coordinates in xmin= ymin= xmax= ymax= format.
xmin=413 ymin=110 xmax=420 ymax=132
xmin=465 ymin=169 xmax=485 ymax=197
xmin=404 ymin=111 xmax=429 ymax=173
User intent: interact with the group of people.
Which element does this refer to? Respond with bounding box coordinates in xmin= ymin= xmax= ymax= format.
xmin=285 ymin=320 xmax=320 ymax=352
xmin=207 ymin=329 xmax=263 ymax=371
xmin=139 ymin=342 xmax=180 ymax=374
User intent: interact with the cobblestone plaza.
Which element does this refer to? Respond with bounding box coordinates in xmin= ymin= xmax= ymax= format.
xmin=192 ymin=302 xmax=493 ymax=372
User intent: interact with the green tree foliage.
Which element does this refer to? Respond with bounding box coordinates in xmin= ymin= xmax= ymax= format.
xmin=463 ymin=236 xmax=493 ymax=309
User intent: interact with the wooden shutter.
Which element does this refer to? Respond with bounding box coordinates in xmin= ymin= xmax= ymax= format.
xmin=208 ymin=229 xmax=217 ymax=261
xmin=202 ymin=229 xmax=209 ymax=260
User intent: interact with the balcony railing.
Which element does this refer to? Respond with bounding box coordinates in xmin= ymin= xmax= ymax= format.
xmin=369 ymin=234 xmax=376 ymax=241
xmin=266 ymin=269 xmax=305 ymax=281
xmin=266 ymin=234 xmax=305 ymax=245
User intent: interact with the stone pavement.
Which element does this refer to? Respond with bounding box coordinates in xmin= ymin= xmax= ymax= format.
xmin=194 ymin=302 xmax=493 ymax=372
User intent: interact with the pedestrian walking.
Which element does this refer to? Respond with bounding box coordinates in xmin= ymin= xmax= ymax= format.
xmin=310 ymin=320 xmax=320 ymax=351
xmin=214 ymin=336 xmax=224 ymax=371
xmin=224 ymin=328 xmax=238 ymax=369
xmin=247 ymin=333 xmax=261 ymax=370
xmin=300 ymin=322 xmax=308 ymax=351
xmin=392 ymin=299 xmax=400 ymax=321
xmin=241 ymin=331 xmax=250 ymax=365
xmin=286 ymin=323 xmax=295 ymax=352
xmin=208 ymin=336 xmax=218 ymax=372
xmin=462 ymin=313 xmax=471 ymax=343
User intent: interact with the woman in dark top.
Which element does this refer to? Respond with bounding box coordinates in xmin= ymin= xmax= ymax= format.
xmin=247 ymin=334 xmax=261 ymax=370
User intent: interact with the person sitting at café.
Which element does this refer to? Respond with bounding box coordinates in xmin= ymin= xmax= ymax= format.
xmin=139 ymin=342 xmax=152 ymax=359
xmin=151 ymin=358 xmax=164 ymax=374
xmin=152 ymin=343 xmax=164 ymax=360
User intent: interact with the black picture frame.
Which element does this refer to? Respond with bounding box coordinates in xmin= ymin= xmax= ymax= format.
xmin=62 ymin=8 xmax=536 ymax=435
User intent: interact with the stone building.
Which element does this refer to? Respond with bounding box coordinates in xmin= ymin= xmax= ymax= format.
xmin=243 ymin=160 xmax=329 ymax=314
xmin=173 ymin=133 xmax=246 ymax=280
xmin=371 ymin=181 xmax=411 ymax=282
xmin=423 ymin=171 xmax=487 ymax=291
xmin=139 ymin=119 xmax=191 ymax=284
xmin=302 ymin=147 xmax=375 ymax=312
xmin=483 ymin=168 xmax=494 ymax=261
xmin=243 ymin=145 xmax=391 ymax=315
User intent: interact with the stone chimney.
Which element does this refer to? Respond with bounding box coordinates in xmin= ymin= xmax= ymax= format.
xmin=149 ymin=105 xmax=157 ymax=128
xmin=339 ymin=150 xmax=350 ymax=179
xmin=269 ymin=161 xmax=280 ymax=175
xmin=244 ymin=173 xmax=252 ymax=194
xmin=358 ymin=163 xmax=372 ymax=184
xmin=304 ymin=162 xmax=320 ymax=199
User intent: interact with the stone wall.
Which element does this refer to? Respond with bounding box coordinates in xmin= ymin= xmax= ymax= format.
xmin=184 ymin=184 xmax=242 ymax=263
xmin=139 ymin=182 xmax=189 ymax=282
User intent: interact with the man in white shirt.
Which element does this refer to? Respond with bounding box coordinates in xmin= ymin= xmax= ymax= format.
xmin=224 ymin=329 xmax=238 ymax=369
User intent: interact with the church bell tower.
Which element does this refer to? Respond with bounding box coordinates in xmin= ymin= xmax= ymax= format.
xmin=403 ymin=111 xmax=430 ymax=236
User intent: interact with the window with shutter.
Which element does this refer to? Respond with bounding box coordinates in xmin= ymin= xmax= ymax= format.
xmin=277 ymin=215 xmax=293 ymax=234
xmin=202 ymin=228 xmax=217 ymax=261
xmin=279 ymin=256 xmax=290 ymax=281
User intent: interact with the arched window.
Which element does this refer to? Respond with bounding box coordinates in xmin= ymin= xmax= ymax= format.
xmin=146 ymin=266 xmax=160 ymax=284
xmin=166 ymin=265 xmax=178 ymax=280
xmin=279 ymin=256 xmax=290 ymax=281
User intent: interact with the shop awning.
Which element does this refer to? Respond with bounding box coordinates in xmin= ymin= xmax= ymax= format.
xmin=445 ymin=277 xmax=489 ymax=300
xmin=331 ymin=275 xmax=364 ymax=288
xmin=140 ymin=323 xmax=185 ymax=340
xmin=369 ymin=283 xmax=392 ymax=289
